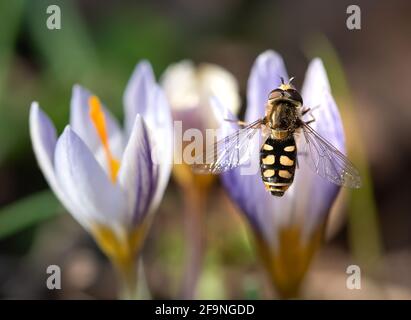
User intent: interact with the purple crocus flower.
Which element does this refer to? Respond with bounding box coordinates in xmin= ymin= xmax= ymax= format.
xmin=213 ymin=50 xmax=347 ymax=298
xmin=29 ymin=61 xmax=172 ymax=298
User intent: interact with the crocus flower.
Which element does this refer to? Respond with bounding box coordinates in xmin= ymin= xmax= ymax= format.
xmin=213 ymin=50 xmax=346 ymax=298
xmin=29 ymin=61 xmax=172 ymax=299
xmin=161 ymin=61 xmax=240 ymax=298
xmin=161 ymin=60 xmax=241 ymax=187
xmin=162 ymin=60 xmax=240 ymax=133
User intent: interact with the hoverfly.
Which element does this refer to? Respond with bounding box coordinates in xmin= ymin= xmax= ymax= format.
xmin=192 ymin=78 xmax=361 ymax=196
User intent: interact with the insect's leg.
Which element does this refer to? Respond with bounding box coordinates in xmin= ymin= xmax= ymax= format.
xmin=305 ymin=114 xmax=316 ymax=125
xmin=301 ymin=106 xmax=316 ymax=125
xmin=302 ymin=103 xmax=321 ymax=114
xmin=301 ymin=108 xmax=311 ymax=116
xmin=224 ymin=119 xmax=248 ymax=127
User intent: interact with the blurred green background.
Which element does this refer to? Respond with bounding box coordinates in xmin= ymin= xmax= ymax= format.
xmin=1 ymin=0 xmax=411 ymax=299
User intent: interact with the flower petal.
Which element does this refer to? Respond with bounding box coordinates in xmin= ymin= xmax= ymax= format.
xmin=161 ymin=60 xmax=199 ymax=112
xmin=198 ymin=63 xmax=240 ymax=129
xmin=148 ymin=86 xmax=173 ymax=214
xmin=210 ymin=96 xmax=238 ymax=138
xmin=29 ymin=102 xmax=58 ymax=191
xmin=123 ymin=61 xmax=156 ymax=137
xmin=54 ymin=126 xmax=127 ymax=228
xmin=245 ymin=50 xmax=288 ymax=123
xmin=70 ymin=85 xmax=124 ymax=171
xmin=301 ymin=58 xmax=345 ymax=152
xmin=291 ymin=58 xmax=343 ymax=238
xmin=29 ymin=103 xmax=83 ymax=224
xmin=118 ymin=115 xmax=158 ymax=225
xmin=198 ymin=63 xmax=240 ymax=116
xmin=162 ymin=60 xmax=240 ymax=131
xmin=124 ymin=62 xmax=173 ymax=214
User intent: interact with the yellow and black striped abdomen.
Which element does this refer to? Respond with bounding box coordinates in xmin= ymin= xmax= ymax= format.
xmin=260 ymin=136 xmax=297 ymax=197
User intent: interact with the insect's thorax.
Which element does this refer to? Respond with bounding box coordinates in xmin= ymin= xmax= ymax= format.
xmin=265 ymin=98 xmax=301 ymax=140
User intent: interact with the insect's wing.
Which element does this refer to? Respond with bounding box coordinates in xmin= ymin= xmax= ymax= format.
xmin=192 ymin=119 xmax=264 ymax=174
xmin=300 ymin=122 xmax=361 ymax=188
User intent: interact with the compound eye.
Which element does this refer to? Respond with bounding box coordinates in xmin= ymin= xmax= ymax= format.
xmin=286 ymin=89 xmax=303 ymax=105
xmin=268 ymin=89 xmax=283 ymax=100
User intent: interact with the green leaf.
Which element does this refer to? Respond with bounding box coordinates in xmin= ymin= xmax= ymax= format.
xmin=26 ymin=0 xmax=99 ymax=85
xmin=0 ymin=190 xmax=62 ymax=240
xmin=0 ymin=0 xmax=26 ymax=162
xmin=0 ymin=0 xmax=25 ymax=95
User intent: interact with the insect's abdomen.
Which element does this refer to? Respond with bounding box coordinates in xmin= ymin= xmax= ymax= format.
xmin=260 ymin=136 xmax=297 ymax=197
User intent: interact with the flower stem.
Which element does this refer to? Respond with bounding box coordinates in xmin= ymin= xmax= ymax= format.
xmin=253 ymin=223 xmax=325 ymax=299
xmin=112 ymin=256 xmax=139 ymax=300
xmin=181 ymin=187 xmax=207 ymax=299
xmin=91 ymin=223 xmax=149 ymax=299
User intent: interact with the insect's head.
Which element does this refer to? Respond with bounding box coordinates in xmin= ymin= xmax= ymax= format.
xmin=268 ymin=77 xmax=303 ymax=106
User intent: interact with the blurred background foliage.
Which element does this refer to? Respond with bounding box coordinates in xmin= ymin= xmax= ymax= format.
xmin=0 ymin=0 xmax=411 ymax=299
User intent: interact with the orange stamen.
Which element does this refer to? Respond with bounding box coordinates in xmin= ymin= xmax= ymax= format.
xmin=88 ymin=96 xmax=120 ymax=182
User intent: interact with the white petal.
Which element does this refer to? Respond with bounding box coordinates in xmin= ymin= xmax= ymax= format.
xmin=245 ymin=50 xmax=288 ymax=123
xmin=148 ymin=87 xmax=173 ymax=214
xmin=161 ymin=61 xmax=240 ymax=130
xmin=123 ymin=61 xmax=156 ymax=137
xmin=197 ymin=63 xmax=240 ymax=115
xmin=301 ymin=58 xmax=330 ymax=105
xmin=301 ymin=58 xmax=345 ymax=152
xmin=292 ymin=58 xmax=343 ymax=239
xmin=210 ymin=96 xmax=238 ymax=139
xmin=29 ymin=103 xmax=90 ymax=228
xmin=70 ymin=85 xmax=124 ymax=171
xmin=197 ymin=63 xmax=241 ymax=129
xmin=118 ymin=115 xmax=158 ymax=225
xmin=161 ymin=60 xmax=200 ymax=112
xmin=54 ymin=126 xmax=127 ymax=228
xmin=29 ymin=102 xmax=58 ymax=191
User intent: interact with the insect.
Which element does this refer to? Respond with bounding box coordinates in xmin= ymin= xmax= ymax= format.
xmin=192 ymin=78 xmax=361 ymax=196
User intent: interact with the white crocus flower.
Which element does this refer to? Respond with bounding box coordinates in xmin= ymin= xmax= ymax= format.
xmin=162 ymin=60 xmax=240 ymax=132
xmin=160 ymin=61 xmax=241 ymax=298
xmin=29 ymin=61 xmax=172 ymax=299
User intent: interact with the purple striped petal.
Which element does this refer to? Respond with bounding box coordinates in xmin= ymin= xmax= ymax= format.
xmin=124 ymin=62 xmax=173 ymax=214
xmin=118 ymin=115 xmax=158 ymax=225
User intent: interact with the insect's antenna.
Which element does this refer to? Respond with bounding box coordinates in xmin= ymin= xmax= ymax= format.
xmin=288 ymin=76 xmax=295 ymax=84
xmin=280 ymin=77 xmax=285 ymax=84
